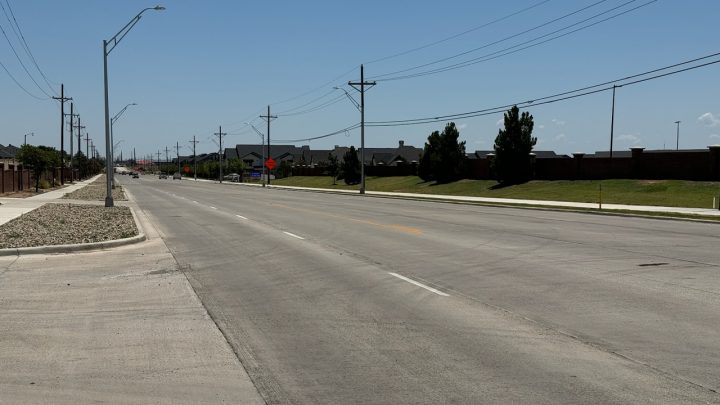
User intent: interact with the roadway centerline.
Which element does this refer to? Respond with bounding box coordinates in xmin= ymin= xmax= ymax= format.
xmin=388 ymin=272 xmax=450 ymax=297
xmin=283 ymin=231 xmax=305 ymax=240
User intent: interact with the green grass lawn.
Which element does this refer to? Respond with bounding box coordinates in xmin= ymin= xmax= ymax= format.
xmin=271 ymin=176 xmax=720 ymax=209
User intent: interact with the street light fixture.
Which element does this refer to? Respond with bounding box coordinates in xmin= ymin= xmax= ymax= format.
xmin=23 ymin=132 xmax=33 ymax=146
xmin=103 ymin=6 xmax=164 ymax=207
xmin=110 ymin=103 xmax=137 ymax=188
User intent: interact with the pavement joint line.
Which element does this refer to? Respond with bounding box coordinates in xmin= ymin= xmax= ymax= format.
xmin=282 ymin=231 xmax=305 ymax=240
xmin=236 ymin=214 xmax=248 ymax=220
xmin=388 ymin=272 xmax=450 ymax=297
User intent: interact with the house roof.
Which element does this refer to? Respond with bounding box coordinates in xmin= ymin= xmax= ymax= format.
xmin=0 ymin=144 xmax=20 ymax=159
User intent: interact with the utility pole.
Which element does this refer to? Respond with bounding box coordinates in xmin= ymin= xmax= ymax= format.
xmin=214 ymin=126 xmax=227 ymax=183
xmin=64 ymin=103 xmax=79 ymax=182
xmin=133 ymin=148 xmax=136 ymax=167
xmin=52 ymin=84 xmax=72 ymax=185
xmin=609 ymin=85 xmax=616 ymax=161
xmin=675 ymin=121 xmax=681 ymax=150
xmin=259 ymin=106 xmax=277 ymax=185
xmin=24 ymin=132 xmax=33 ymax=146
xmin=76 ymin=116 xmax=82 ymax=156
xmin=164 ymin=146 xmax=170 ymax=174
xmin=348 ymin=64 xmax=376 ymax=194
xmin=190 ymin=135 xmax=199 ymax=180
xmin=156 ymin=151 xmax=162 ymax=173
xmin=85 ymin=133 xmax=91 ymax=158
xmin=176 ymin=141 xmax=181 ymax=174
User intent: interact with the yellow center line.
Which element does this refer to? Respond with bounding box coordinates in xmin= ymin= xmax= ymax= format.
xmin=270 ymin=203 xmax=423 ymax=236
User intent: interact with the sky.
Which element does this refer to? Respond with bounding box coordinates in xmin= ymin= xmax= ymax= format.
xmin=1 ymin=0 xmax=719 ymax=161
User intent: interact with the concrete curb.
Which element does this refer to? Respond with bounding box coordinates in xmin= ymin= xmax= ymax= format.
xmin=0 ymin=206 xmax=147 ymax=257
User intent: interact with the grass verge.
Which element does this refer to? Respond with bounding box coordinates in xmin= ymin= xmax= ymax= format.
xmin=271 ymin=176 xmax=720 ymax=209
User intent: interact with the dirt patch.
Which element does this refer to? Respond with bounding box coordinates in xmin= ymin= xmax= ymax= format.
xmin=638 ymin=180 xmax=667 ymax=185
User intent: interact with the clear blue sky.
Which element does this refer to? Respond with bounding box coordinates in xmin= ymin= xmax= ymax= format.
xmin=2 ymin=0 xmax=719 ymax=161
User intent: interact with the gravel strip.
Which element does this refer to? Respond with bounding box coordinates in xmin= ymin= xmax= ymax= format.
xmin=63 ymin=175 xmax=127 ymax=201
xmin=0 ymin=203 xmax=138 ymax=249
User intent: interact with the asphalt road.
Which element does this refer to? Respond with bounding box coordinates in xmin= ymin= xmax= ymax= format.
xmin=120 ymin=175 xmax=720 ymax=404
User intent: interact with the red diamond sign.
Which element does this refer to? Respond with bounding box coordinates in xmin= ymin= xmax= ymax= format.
xmin=265 ymin=158 xmax=276 ymax=170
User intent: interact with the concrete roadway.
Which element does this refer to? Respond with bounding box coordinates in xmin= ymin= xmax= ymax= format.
xmin=120 ymin=175 xmax=720 ymax=404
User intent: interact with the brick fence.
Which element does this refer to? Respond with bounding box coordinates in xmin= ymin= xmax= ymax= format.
xmin=291 ymin=146 xmax=720 ymax=181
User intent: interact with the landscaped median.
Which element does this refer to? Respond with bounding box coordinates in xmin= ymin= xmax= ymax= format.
xmin=0 ymin=175 xmax=143 ymax=255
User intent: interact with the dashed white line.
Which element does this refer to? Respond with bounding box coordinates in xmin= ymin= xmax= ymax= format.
xmin=192 ymin=200 xmax=198 ymax=204
xmin=283 ymin=231 xmax=305 ymax=240
xmin=388 ymin=272 xmax=449 ymax=297
xmin=236 ymin=214 xmax=248 ymax=220
xmin=210 ymin=206 xmax=217 ymax=210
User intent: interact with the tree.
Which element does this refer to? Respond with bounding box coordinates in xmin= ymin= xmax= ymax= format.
xmin=340 ymin=146 xmax=361 ymax=185
xmin=327 ymin=153 xmax=339 ymax=185
xmin=417 ymin=122 xmax=466 ymax=183
xmin=17 ymin=145 xmax=60 ymax=191
xmin=492 ymin=105 xmax=537 ymax=184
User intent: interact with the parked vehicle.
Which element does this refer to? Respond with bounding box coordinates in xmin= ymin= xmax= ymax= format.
xmin=132 ymin=173 xmax=139 ymax=179
xmin=159 ymin=173 xmax=168 ymax=179
xmin=172 ymin=172 xmax=182 ymax=180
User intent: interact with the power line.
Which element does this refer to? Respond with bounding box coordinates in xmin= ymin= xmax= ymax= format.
xmin=364 ymin=0 xmax=553 ymax=65
xmin=273 ymin=123 xmax=360 ymax=143
xmin=0 ymin=57 xmax=46 ymax=99
xmin=0 ymin=0 xmax=57 ymax=92
xmin=370 ymin=0 xmax=655 ymax=82
xmin=366 ymin=54 xmax=720 ymax=127
xmin=0 ymin=16 xmax=53 ymax=97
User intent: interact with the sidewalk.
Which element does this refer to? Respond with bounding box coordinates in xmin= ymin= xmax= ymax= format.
xmin=0 ymin=175 xmax=102 ymax=226
xmin=0 ymin=186 xmax=265 ymax=404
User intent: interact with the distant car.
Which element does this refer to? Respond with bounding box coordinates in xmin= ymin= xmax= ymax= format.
xmin=159 ymin=174 xmax=168 ymax=179
xmin=172 ymin=172 xmax=182 ymax=180
xmin=132 ymin=173 xmax=139 ymax=179
xmin=223 ymin=173 xmax=241 ymax=182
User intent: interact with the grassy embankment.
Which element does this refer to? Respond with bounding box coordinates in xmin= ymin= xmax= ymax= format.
xmin=271 ymin=176 xmax=720 ymax=209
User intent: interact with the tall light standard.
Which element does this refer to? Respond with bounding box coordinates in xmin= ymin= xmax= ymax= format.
xmin=246 ymin=122 xmax=266 ymax=187
xmin=110 ymin=103 xmax=137 ymax=188
xmin=674 ymin=120 xmax=681 ymax=151
xmin=23 ymin=132 xmax=33 ymax=145
xmin=103 ymin=5 xmax=164 ymax=207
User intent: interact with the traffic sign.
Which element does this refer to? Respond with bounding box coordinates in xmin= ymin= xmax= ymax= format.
xmin=183 ymin=165 xmax=190 ymax=174
xmin=265 ymin=158 xmax=276 ymax=170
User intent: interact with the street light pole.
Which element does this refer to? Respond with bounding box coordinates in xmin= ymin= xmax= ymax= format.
xmin=675 ymin=120 xmax=681 ymax=151
xmin=103 ymin=5 xmax=164 ymax=207
xmin=110 ymin=102 xmax=136 ymax=189
xmin=247 ymin=122 xmax=266 ymax=187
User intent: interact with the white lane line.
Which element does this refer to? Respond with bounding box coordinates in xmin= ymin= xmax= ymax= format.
xmin=236 ymin=214 xmax=248 ymax=220
xmin=388 ymin=272 xmax=450 ymax=297
xmin=192 ymin=200 xmax=198 ymax=204
xmin=283 ymin=231 xmax=305 ymax=240
xmin=210 ymin=206 xmax=217 ymax=210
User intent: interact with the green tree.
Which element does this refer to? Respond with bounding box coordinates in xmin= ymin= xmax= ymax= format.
xmin=492 ymin=105 xmax=537 ymax=184
xmin=340 ymin=146 xmax=361 ymax=185
xmin=226 ymin=158 xmax=246 ymax=176
xmin=17 ymin=144 xmax=60 ymax=191
xmin=327 ymin=153 xmax=339 ymax=185
xmin=417 ymin=122 xmax=466 ymax=183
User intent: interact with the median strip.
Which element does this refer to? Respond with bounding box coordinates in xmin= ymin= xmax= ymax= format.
xmin=388 ymin=272 xmax=449 ymax=297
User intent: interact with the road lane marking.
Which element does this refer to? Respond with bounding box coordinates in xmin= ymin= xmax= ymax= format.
xmin=270 ymin=203 xmax=422 ymax=236
xmin=236 ymin=214 xmax=248 ymax=220
xmin=283 ymin=231 xmax=305 ymax=240
xmin=388 ymin=272 xmax=449 ymax=297
xmin=192 ymin=200 xmax=198 ymax=204
xmin=210 ymin=206 xmax=217 ymax=210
